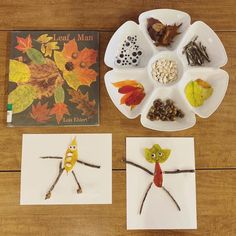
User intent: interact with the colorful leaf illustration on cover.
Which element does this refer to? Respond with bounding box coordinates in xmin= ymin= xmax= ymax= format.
xmin=125 ymin=144 xmax=195 ymax=214
xmin=15 ymin=35 xmax=46 ymax=64
xmin=68 ymin=89 xmax=97 ymax=117
xmin=15 ymin=35 xmax=32 ymax=52
xmin=50 ymin=103 xmax=69 ymax=124
xmin=28 ymin=58 xmax=64 ymax=99
xmin=37 ymin=34 xmax=59 ymax=57
xmin=54 ymin=39 xmax=97 ymax=90
xmin=8 ymin=84 xmax=36 ymax=113
xmin=30 ymin=102 xmax=51 ymax=123
xmin=9 ymin=60 xmax=30 ymax=83
xmin=40 ymin=137 xmax=101 ymax=200
xmin=113 ymin=80 xmax=145 ymax=110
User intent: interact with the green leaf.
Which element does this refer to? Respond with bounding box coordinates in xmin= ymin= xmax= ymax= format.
xmin=54 ymin=51 xmax=66 ymax=71
xmin=54 ymin=86 xmax=65 ymax=103
xmin=8 ymin=84 xmax=36 ymax=114
xmin=63 ymin=71 xmax=80 ymax=91
xmin=26 ymin=48 xmax=46 ymax=64
xmin=9 ymin=60 xmax=30 ymax=83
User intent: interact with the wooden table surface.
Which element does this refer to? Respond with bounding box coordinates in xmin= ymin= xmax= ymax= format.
xmin=0 ymin=1 xmax=235 ymax=235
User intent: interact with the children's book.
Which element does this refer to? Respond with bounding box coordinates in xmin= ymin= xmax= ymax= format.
xmin=7 ymin=31 xmax=99 ymax=126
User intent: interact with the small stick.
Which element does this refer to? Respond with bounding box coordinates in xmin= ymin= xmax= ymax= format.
xmin=40 ymin=156 xmax=63 ymax=160
xmin=77 ymin=160 xmax=100 ymax=169
xmin=162 ymin=186 xmax=181 ymax=211
xmin=72 ymin=170 xmax=82 ymax=194
xmin=45 ymin=161 xmax=64 ymax=200
xmin=124 ymin=160 xmax=153 ymax=176
xmin=139 ymin=182 xmax=153 ymax=214
xmin=163 ymin=169 xmax=195 ymax=174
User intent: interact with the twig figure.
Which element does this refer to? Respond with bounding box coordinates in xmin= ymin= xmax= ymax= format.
xmin=125 ymin=144 xmax=194 ymax=214
xmin=41 ymin=137 xmax=100 ymax=199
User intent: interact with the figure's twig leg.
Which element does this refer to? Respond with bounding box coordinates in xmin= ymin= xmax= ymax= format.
xmin=162 ymin=186 xmax=181 ymax=211
xmin=124 ymin=160 xmax=153 ymax=176
xmin=139 ymin=182 xmax=153 ymax=215
xmin=72 ymin=170 xmax=82 ymax=194
xmin=45 ymin=161 xmax=64 ymax=200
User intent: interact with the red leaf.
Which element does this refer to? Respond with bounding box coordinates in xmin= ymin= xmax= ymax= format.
xmin=30 ymin=102 xmax=51 ymax=123
xmin=15 ymin=35 xmax=32 ymax=53
xmin=49 ymin=103 xmax=70 ymax=124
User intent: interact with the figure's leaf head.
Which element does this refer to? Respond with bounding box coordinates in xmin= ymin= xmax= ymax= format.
xmin=144 ymin=144 xmax=171 ymax=164
xmin=68 ymin=137 xmax=77 ymax=152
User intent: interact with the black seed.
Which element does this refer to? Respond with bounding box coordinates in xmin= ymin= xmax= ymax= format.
xmin=117 ymin=59 xmax=121 ymax=64
xmin=132 ymin=52 xmax=137 ymax=56
xmin=65 ymin=61 xmax=74 ymax=71
xmin=132 ymin=59 xmax=137 ymax=63
xmin=138 ymin=51 xmax=142 ymax=55
xmin=120 ymin=54 xmax=124 ymax=58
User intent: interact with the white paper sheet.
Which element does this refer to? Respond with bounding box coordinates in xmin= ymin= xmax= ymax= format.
xmin=21 ymin=134 xmax=112 ymax=205
xmin=126 ymin=137 xmax=197 ymax=229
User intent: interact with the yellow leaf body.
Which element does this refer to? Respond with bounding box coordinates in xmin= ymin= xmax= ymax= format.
xmin=63 ymin=137 xmax=78 ymax=172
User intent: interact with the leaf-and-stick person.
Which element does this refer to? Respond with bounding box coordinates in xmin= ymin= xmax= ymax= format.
xmin=40 ymin=137 xmax=100 ymax=199
xmin=125 ymin=144 xmax=195 ymax=214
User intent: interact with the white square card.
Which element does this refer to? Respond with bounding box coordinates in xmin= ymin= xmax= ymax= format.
xmin=21 ymin=134 xmax=112 ymax=205
xmin=126 ymin=137 xmax=197 ymax=229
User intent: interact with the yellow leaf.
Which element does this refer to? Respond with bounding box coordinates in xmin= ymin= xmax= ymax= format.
xmin=41 ymin=44 xmax=46 ymax=54
xmin=44 ymin=42 xmax=59 ymax=57
xmin=54 ymin=51 xmax=66 ymax=71
xmin=36 ymin=34 xmax=53 ymax=43
xmin=9 ymin=60 xmax=31 ymax=83
xmin=8 ymin=84 xmax=36 ymax=113
xmin=64 ymin=71 xmax=80 ymax=91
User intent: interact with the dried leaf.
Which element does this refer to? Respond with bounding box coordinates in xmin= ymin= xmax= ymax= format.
xmin=68 ymin=89 xmax=97 ymax=117
xmin=50 ymin=103 xmax=70 ymax=124
xmin=54 ymin=51 xmax=67 ymax=71
xmin=26 ymin=48 xmax=46 ymax=64
xmin=113 ymin=80 xmax=138 ymax=88
xmin=30 ymin=102 xmax=51 ymax=123
xmin=44 ymin=42 xmax=59 ymax=57
xmin=9 ymin=60 xmax=31 ymax=83
xmin=54 ymin=86 xmax=65 ymax=103
xmin=36 ymin=34 xmax=53 ymax=44
xmin=8 ymin=84 xmax=36 ymax=114
xmin=15 ymin=35 xmax=32 ymax=52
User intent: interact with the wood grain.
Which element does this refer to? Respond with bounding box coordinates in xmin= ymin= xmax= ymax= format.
xmin=0 ymin=171 xmax=235 ymax=236
xmin=0 ymin=0 xmax=235 ymax=31
xmin=0 ymin=1 xmax=235 ymax=235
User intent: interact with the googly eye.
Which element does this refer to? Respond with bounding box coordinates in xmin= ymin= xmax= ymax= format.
xmin=158 ymin=152 xmax=163 ymax=157
xmin=69 ymin=145 xmax=72 ymax=149
xmin=72 ymin=145 xmax=76 ymax=150
xmin=151 ymin=153 xmax=156 ymax=158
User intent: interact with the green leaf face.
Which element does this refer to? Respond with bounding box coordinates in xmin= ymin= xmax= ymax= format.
xmin=26 ymin=48 xmax=46 ymax=64
xmin=145 ymin=144 xmax=171 ymax=164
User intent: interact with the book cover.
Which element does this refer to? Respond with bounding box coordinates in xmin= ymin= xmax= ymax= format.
xmin=7 ymin=31 xmax=99 ymax=126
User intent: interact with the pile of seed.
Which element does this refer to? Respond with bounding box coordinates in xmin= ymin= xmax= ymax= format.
xmin=151 ymin=58 xmax=178 ymax=84
xmin=182 ymin=36 xmax=210 ymax=66
xmin=115 ymin=35 xmax=143 ymax=67
xmin=147 ymin=99 xmax=185 ymax=121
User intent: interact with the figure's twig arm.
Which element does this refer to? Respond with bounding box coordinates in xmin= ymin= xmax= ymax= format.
xmin=124 ymin=160 xmax=153 ymax=176
xmin=77 ymin=160 xmax=100 ymax=169
xmin=40 ymin=156 xmax=63 ymax=160
xmin=163 ymin=169 xmax=195 ymax=174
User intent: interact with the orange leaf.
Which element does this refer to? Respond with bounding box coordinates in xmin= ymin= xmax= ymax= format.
xmin=113 ymin=80 xmax=139 ymax=88
xmin=74 ymin=48 xmax=97 ymax=68
xmin=74 ymin=68 xmax=97 ymax=86
xmin=62 ymin=39 xmax=78 ymax=59
xmin=30 ymin=102 xmax=51 ymax=123
xmin=49 ymin=103 xmax=70 ymax=124
xmin=15 ymin=35 xmax=32 ymax=53
xmin=120 ymin=92 xmax=133 ymax=105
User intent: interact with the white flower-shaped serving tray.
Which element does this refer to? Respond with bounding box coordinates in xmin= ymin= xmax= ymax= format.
xmin=104 ymin=9 xmax=229 ymax=131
